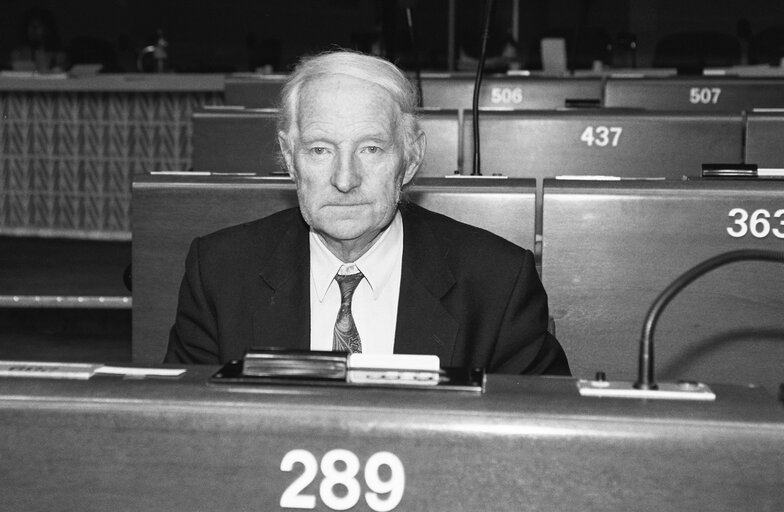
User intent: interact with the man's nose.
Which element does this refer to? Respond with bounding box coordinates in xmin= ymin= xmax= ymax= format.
xmin=331 ymin=151 xmax=361 ymax=192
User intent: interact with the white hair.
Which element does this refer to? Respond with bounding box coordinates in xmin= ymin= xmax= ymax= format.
xmin=277 ymin=50 xmax=421 ymax=165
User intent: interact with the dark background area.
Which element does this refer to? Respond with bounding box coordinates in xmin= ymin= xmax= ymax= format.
xmin=1 ymin=0 xmax=783 ymax=73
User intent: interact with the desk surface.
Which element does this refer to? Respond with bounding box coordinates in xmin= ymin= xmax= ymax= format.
xmin=0 ymin=73 xmax=225 ymax=92
xmin=1 ymin=370 xmax=782 ymax=511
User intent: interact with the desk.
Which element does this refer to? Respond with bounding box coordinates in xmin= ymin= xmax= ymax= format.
xmin=191 ymin=107 xmax=281 ymax=174
xmin=542 ymin=179 xmax=784 ymax=391
xmin=604 ymin=77 xmax=784 ymax=111
xmin=745 ymin=111 xmax=784 ymax=169
xmin=220 ymin=74 xmax=603 ymax=110
xmin=1 ymin=370 xmax=782 ymax=511
xmin=224 ymin=75 xmax=286 ymax=108
xmin=190 ymin=107 xmax=460 ymax=177
xmin=462 ymin=110 xmax=743 ymax=178
xmin=0 ymin=236 xmax=130 ymax=309
xmin=421 ymin=75 xmax=603 ymax=109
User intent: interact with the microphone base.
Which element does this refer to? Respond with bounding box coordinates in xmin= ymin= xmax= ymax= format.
xmin=577 ymin=379 xmax=716 ymax=401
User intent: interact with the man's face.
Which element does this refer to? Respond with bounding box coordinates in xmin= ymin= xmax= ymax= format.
xmin=280 ymin=74 xmax=421 ymax=258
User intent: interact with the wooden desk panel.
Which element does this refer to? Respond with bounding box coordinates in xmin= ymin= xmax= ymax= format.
xmin=604 ymin=77 xmax=784 ymax=111
xmin=462 ymin=111 xmax=743 ymax=178
xmin=191 ymin=107 xmax=282 ymax=174
xmin=542 ymin=179 xmax=784 ymax=391
xmin=0 ymin=237 xmax=130 ymax=308
xmin=224 ymin=75 xmax=286 ymax=108
xmin=745 ymin=111 xmax=784 ymax=169
xmin=416 ymin=110 xmax=460 ymax=177
xmin=191 ymin=107 xmax=460 ymax=177
xmin=1 ymin=371 xmax=782 ymax=511
xmin=421 ymin=76 xmax=602 ymax=109
xmin=132 ymin=176 xmax=298 ymax=363
xmin=222 ymin=75 xmax=602 ymax=111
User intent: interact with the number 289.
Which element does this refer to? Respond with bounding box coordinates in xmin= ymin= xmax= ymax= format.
xmin=280 ymin=449 xmax=404 ymax=511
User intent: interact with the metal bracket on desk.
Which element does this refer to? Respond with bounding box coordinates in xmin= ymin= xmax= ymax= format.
xmin=577 ymin=379 xmax=716 ymax=401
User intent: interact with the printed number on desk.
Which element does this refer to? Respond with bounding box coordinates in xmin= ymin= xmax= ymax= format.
xmin=580 ymin=126 xmax=623 ymax=147
xmin=280 ymin=449 xmax=404 ymax=511
xmin=689 ymin=87 xmax=721 ymax=105
xmin=490 ymin=87 xmax=523 ymax=104
xmin=727 ymin=208 xmax=784 ymax=239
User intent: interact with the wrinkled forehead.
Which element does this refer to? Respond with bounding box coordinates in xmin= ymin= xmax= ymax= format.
xmin=294 ymin=74 xmax=402 ymax=137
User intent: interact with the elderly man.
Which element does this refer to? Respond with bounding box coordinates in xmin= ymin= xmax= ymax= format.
xmin=165 ymin=51 xmax=569 ymax=375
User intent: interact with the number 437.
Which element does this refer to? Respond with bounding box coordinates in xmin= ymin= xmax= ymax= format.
xmin=280 ymin=449 xmax=405 ymax=511
xmin=580 ymin=126 xmax=623 ymax=147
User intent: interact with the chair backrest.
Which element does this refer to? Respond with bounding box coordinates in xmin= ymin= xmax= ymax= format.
xmin=750 ymin=26 xmax=784 ymax=65
xmin=461 ymin=110 xmax=743 ymax=179
xmin=132 ymin=175 xmax=536 ymax=364
xmin=653 ymin=31 xmax=741 ymax=71
xmin=541 ymin=178 xmax=784 ymax=392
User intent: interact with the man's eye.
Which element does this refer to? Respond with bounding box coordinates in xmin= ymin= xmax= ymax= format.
xmin=310 ymin=147 xmax=327 ymax=155
xmin=363 ymin=146 xmax=381 ymax=154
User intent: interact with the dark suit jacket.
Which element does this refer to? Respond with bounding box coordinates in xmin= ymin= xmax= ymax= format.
xmin=165 ymin=203 xmax=570 ymax=375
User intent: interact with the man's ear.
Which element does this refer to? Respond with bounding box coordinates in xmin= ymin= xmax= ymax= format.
xmin=402 ymin=129 xmax=426 ymax=186
xmin=278 ymin=131 xmax=296 ymax=179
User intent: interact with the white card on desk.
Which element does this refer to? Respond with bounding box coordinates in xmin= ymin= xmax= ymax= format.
xmin=0 ymin=361 xmax=101 ymax=379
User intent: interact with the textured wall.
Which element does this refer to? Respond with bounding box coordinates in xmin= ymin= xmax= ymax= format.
xmin=0 ymin=90 xmax=222 ymax=239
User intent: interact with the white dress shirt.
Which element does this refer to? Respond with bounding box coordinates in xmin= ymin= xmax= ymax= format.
xmin=309 ymin=212 xmax=404 ymax=354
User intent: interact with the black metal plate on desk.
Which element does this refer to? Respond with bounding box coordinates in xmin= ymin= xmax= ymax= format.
xmin=209 ymin=360 xmax=486 ymax=393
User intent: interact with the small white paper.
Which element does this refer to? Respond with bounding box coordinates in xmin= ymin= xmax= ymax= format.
xmin=95 ymin=366 xmax=186 ymax=378
xmin=541 ymin=38 xmax=567 ymax=74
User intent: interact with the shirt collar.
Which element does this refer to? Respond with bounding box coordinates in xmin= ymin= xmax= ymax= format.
xmin=310 ymin=211 xmax=403 ymax=302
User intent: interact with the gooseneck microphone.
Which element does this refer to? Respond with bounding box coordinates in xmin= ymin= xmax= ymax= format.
xmin=471 ymin=0 xmax=495 ymax=176
xmin=404 ymin=6 xmax=423 ymax=108
xmin=634 ymin=249 xmax=784 ymax=390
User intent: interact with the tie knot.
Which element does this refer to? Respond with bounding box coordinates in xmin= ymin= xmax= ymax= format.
xmin=335 ymin=271 xmax=363 ymax=297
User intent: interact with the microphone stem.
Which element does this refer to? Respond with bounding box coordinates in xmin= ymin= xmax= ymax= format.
xmin=635 ymin=249 xmax=784 ymax=390
xmin=472 ymin=0 xmax=494 ymax=176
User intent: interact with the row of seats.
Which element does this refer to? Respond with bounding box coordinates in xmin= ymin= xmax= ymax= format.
xmin=193 ymin=107 xmax=784 ymax=177
xmin=224 ymin=74 xmax=784 ymax=112
xmin=132 ymin=175 xmax=784 ymax=393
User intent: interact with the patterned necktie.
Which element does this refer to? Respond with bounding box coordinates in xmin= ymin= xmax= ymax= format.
xmin=332 ymin=271 xmax=363 ymax=353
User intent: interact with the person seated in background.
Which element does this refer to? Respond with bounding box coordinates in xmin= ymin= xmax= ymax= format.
xmin=11 ymin=7 xmax=69 ymax=73
xmin=165 ymin=50 xmax=570 ymax=375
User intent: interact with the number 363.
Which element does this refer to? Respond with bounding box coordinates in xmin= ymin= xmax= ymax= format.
xmin=727 ymin=208 xmax=784 ymax=239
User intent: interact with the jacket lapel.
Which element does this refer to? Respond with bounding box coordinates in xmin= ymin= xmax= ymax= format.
xmin=249 ymin=205 xmax=459 ymax=360
xmin=394 ymin=205 xmax=459 ymax=364
xmin=252 ymin=211 xmax=311 ymax=351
